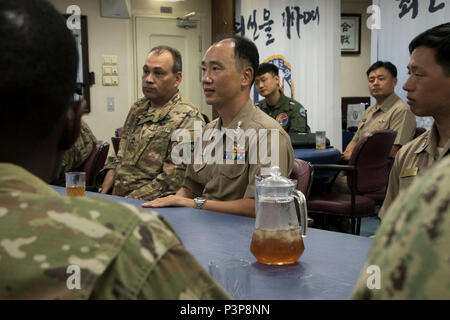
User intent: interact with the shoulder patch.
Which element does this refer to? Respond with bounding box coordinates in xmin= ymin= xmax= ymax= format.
xmin=299 ymin=107 xmax=307 ymax=118
xmin=276 ymin=113 xmax=289 ymax=127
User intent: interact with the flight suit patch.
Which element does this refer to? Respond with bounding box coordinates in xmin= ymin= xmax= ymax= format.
xmin=299 ymin=107 xmax=306 ymax=118
xmin=276 ymin=113 xmax=289 ymax=127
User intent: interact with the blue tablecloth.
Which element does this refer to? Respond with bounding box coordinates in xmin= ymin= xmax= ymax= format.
xmin=51 ymin=186 xmax=372 ymax=300
xmin=294 ymin=147 xmax=341 ymax=164
xmin=294 ymin=147 xmax=341 ymax=180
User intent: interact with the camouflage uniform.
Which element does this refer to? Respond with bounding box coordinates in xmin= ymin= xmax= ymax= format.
xmin=256 ymin=91 xmax=309 ymax=133
xmin=52 ymin=120 xmax=97 ymax=186
xmin=103 ymin=93 xmax=205 ymax=201
xmin=0 ymin=163 xmax=230 ymax=300
xmin=352 ymin=155 xmax=450 ymax=299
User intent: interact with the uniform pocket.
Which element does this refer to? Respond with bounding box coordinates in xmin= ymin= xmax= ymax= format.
xmin=134 ymin=125 xmax=172 ymax=171
xmin=193 ymin=162 xmax=207 ymax=173
xmin=219 ymin=163 xmax=247 ymax=179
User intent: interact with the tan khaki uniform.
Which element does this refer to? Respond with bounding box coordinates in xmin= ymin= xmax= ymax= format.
xmin=103 ymin=93 xmax=205 ymax=201
xmin=352 ymin=93 xmax=416 ymax=146
xmin=379 ymin=124 xmax=450 ymax=219
xmin=183 ymin=99 xmax=294 ymax=201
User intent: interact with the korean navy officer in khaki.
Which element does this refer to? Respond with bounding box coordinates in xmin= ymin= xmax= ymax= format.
xmin=101 ymin=46 xmax=205 ymax=201
xmin=342 ymin=61 xmax=416 ymax=160
xmin=379 ymin=23 xmax=450 ymax=220
xmin=141 ymin=35 xmax=294 ymax=218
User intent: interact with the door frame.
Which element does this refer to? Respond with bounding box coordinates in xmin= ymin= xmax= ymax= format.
xmin=131 ymin=15 xmax=206 ymax=107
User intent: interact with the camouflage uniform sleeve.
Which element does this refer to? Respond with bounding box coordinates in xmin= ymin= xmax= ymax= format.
xmin=288 ymin=101 xmax=308 ymax=133
xmin=102 ymin=103 xmax=139 ymax=172
xmin=90 ymin=204 xmax=231 ymax=300
xmin=352 ymin=156 xmax=450 ymax=300
xmin=123 ymin=109 xmax=205 ymax=201
xmin=53 ymin=120 xmax=97 ymax=186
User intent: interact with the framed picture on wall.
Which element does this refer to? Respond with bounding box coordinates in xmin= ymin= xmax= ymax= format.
xmin=341 ymin=14 xmax=361 ymax=55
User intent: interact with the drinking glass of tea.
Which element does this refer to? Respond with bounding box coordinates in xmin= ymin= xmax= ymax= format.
xmin=65 ymin=172 xmax=86 ymax=197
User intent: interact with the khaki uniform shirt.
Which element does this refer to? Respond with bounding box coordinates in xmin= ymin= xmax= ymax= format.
xmin=352 ymin=93 xmax=416 ymax=146
xmin=256 ymin=91 xmax=309 ymax=133
xmin=352 ymin=155 xmax=450 ymax=299
xmin=183 ymin=99 xmax=294 ymax=201
xmin=379 ymin=124 xmax=450 ymax=219
xmin=52 ymin=120 xmax=97 ymax=186
xmin=0 ymin=163 xmax=230 ymax=299
xmin=104 ymin=93 xmax=205 ymax=201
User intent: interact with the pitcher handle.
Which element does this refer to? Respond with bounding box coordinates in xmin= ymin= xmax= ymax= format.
xmin=293 ymin=190 xmax=308 ymax=237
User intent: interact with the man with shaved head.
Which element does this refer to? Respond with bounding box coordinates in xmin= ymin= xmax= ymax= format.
xmin=142 ymin=35 xmax=295 ymax=218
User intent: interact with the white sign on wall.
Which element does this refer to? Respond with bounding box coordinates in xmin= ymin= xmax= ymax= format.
xmin=235 ymin=0 xmax=342 ymax=149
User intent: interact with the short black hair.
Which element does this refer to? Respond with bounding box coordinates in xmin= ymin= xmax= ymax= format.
xmin=256 ymin=63 xmax=279 ymax=77
xmin=366 ymin=61 xmax=398 ymax=78
xmin=149 ymin=45 xmax=182 ymax=73
xmin=409 ymin=22 xmax=450 ymax=76
xmin=0 ymin=0 xmax=78 ymax=140
xmin=214 ymin=35 xmax=259 ymax=85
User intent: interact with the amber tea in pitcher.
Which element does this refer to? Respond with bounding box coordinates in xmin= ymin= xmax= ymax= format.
xmin=251 ymin=167 xmax=308 ymax=265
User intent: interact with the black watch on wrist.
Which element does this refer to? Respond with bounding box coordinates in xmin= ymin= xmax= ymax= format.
xmin=194 ymin=197 xmax=206 ymax=210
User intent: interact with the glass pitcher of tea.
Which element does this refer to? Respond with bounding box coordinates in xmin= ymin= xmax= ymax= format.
xmin=250 ymin=166 xmax=308 ymax=265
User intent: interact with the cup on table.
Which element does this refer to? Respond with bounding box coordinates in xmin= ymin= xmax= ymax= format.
xmin=315 ymin=131 xmax=326 ymax=150
xmin=65 ymin=172 xmax=86 ymax=197
xmin=208 ymin=259 xmax=251 ymax=300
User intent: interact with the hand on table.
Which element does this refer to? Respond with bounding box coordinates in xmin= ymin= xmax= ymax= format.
xmin=141 ymin=195 xmax=195 ymax=209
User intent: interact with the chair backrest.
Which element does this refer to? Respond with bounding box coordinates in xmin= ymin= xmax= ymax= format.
xmin=414 ymin=127 xmax=426 ymax=139
xmin=111 ymin=136 xmax=121 ymax=155
xmin=82 ymin=140 xmax=110 ymax=186
xmin=290 ymin=159 xmax=314 ymax=199
xmin=348 ymin=130 xmax=397 ymax=193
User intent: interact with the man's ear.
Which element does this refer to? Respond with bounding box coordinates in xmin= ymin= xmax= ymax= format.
xmin=174 ymin=71 xmax=182 ymax=88
xmin=241 ymin=66 xmax=254 ymax=87
xmin=58 ymin=99 xmax=85 ymax=151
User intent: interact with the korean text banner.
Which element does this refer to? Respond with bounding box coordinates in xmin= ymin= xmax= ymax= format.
xmin=371 ymin=0 xmax=450 ymax=129
xmin=235 ymin=0 xmax=342 ymax=149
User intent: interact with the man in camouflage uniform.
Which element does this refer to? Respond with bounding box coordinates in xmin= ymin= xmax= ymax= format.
xmin=101 ymin=46 xmax=205 ymax=201
xmin=378 ymin=23 xmax=450 ymax=220
xmin=52 ymin=119 xmax=97 ymax=186
xmin=141 ymin=36 xmax=294 ymax=218
xmin=255 ymin=63 xmax=309 ymax=133
xmin=0 ymin=0 xmax=229 ymax=300
xmin=352 ymin=154 xmax=450 ymax=299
